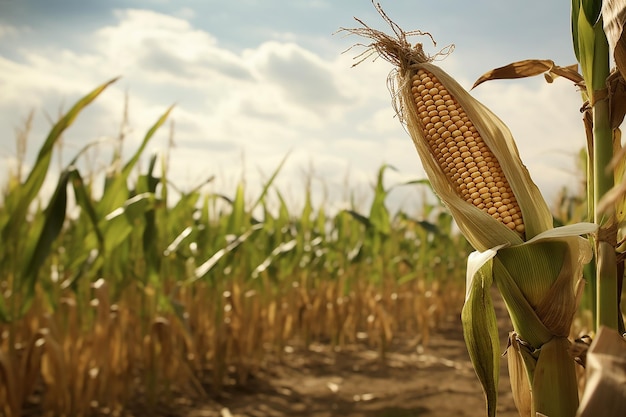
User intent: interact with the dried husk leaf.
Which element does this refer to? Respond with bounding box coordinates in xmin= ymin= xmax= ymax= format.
xmin=472 ymin=59 xmax=583 ymax=89
xmin=506 ymin=334 xmax=533 ymax=417
xmin=0 ymin=349 xmax=20 ymax=417
xmin=608 ymin=71 xmax=626 ymax=129
xmin=602 ymin=0 xmax=626 ymax=81
xmin=577 ymin=326 xmax=626 ymax=417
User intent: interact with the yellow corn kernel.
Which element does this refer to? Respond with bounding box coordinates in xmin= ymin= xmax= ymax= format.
xmin=411 ymin=68 xmax=525 ymax=236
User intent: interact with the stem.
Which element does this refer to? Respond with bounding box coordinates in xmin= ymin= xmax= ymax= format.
xmin=592 ymin=90 xmax=618 ymax=331
xmin=596 ymin=240 xmax=619 ymax=330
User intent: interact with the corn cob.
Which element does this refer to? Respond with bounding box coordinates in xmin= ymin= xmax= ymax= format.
xmin=410 ymin=68 xmax=525 ymax=236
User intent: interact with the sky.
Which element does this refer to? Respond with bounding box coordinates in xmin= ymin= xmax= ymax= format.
xmin=0 ymin=0 xmax=588 ymax=215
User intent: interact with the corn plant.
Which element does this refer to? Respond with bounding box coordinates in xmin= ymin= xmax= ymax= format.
xmin=343 ymin=2 xmax=625 ymax=417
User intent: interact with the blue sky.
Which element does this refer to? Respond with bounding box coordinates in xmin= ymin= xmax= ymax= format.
xmin=0 ymin=0 xmax=586 ymax=212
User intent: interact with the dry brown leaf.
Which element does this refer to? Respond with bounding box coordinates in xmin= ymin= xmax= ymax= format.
xmin=603 ymin=0 xmax=626 ymax=81
xmin=608 ymin=70 xmax=626 ymax=129
xmin=0 ymin=349 xmax=20 ymax=417
xmin=577 ymin=326 xmax=626 ymax=417
xmin=472 ymin=59 xmax=583 ymax=89
xmin=506 ymin=335 xmax=532 ymax=417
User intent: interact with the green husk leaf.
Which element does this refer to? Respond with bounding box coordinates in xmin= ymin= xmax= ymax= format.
xmin=494 ymin=224 xmax=595 ymax=347
xmin=462 ymin=249 xmax=501 ymax=417
xmin=493 ymin=256 xmax=553 ymax=349
xmin=532 ymin=337 xmax=579 ymax=417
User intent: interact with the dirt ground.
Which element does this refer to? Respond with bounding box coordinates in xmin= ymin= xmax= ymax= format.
xmin=159 ymin=290 xmax=520 ymax=417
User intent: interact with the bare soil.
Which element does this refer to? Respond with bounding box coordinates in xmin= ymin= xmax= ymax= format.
xmin=153 ymin=289 xmax=520 ymax=417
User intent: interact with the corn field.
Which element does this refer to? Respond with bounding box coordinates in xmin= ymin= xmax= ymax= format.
xmin=0 ymin=80 xmax=473 ymax=416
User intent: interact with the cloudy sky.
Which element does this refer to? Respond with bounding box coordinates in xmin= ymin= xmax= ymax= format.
xmin=0 ymin=0 xmax=587 ymax=214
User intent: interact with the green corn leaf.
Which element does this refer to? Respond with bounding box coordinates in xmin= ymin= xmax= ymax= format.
xmin=276 ymin=189 xmax=290 ymax=226
xmin=19 ymin=168 xmax=72 ymax=315
xmin=576 ymin=0 xmax=610 ymax=93
xmin=102 ymin=193 xmax=156 ymax=253
xmin=251 ymin=239 xmax=298 ymax=279
xmin=164 ymin=226 xmax=194 ymax=257
xmin=98 ymin=105 xmax=173 ymax=216
xmin=70 ymin=168 xmax=104 ymax=249
xmin=140 ymin=154 xmax=160 ymax=275
xmin=1 ymin=77 xmax=117 ymax=240
xmin=461 ymin=249 xmax=501 ymax=417
xmin=582 ymin=0 xmax=603 ymax=26
xmin=315 ymin=205 xmax=326 ymax=236
xmin=190 ymin=223 xmax=263 ymax=283
xmin=532 ymin=337 xmax=580 ymax=417
xmin=301 ymin=185 xmax=313 ymax=232
xmin=368 ymin=164 xmax=393 ymax=235
xmin=226 ymin=183 xmax=246 ymax=234
xmin=572 ymin=0 xmax=582 ymax=61
xmin=345 ymin=209 xmax=370 ymax=228
xmin=250 ymin=152 xmax=290 ymax=212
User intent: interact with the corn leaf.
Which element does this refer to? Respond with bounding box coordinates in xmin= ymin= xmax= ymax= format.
xmin=572 ymin=0 xmax=582 ymax=61
xmin=19 ymin=168 xmax=72 ymax=315
xmin=578 ymin=326 xmax=626 ymax=417
xmin=226 ymin=183 xmax=246 ymax=234
xmin=532 ymin=337 xmax=579 ymax=417
xmin=191 ymin=223 xmax=264 ymax=283
xmin=250 ymin=152 xmax=290 ymax=212
xmin=461 ymin=249 xmax=500 ymax=417
xmin=98 ymin=105 xmax=173 ymax=217
xmin=0 ymin=77 xmax=117 ymax=240
xmin=102 ymin=193 xmax=156 ymax=253
xmin=576 ymin=0 xmax=610 ymax=93
xmin=368 ymin=164 xmax=393 ymax=235
xmin=472 ymin=59 xmax=582 ymax=89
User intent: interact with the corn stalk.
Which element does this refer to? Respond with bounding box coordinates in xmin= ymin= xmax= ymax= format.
xmin=573 ymin=0 xmax=620 ymax=332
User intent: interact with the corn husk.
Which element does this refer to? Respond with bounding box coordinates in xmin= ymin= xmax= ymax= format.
xmin=464 ymin=224 xmax=596 ymax=417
